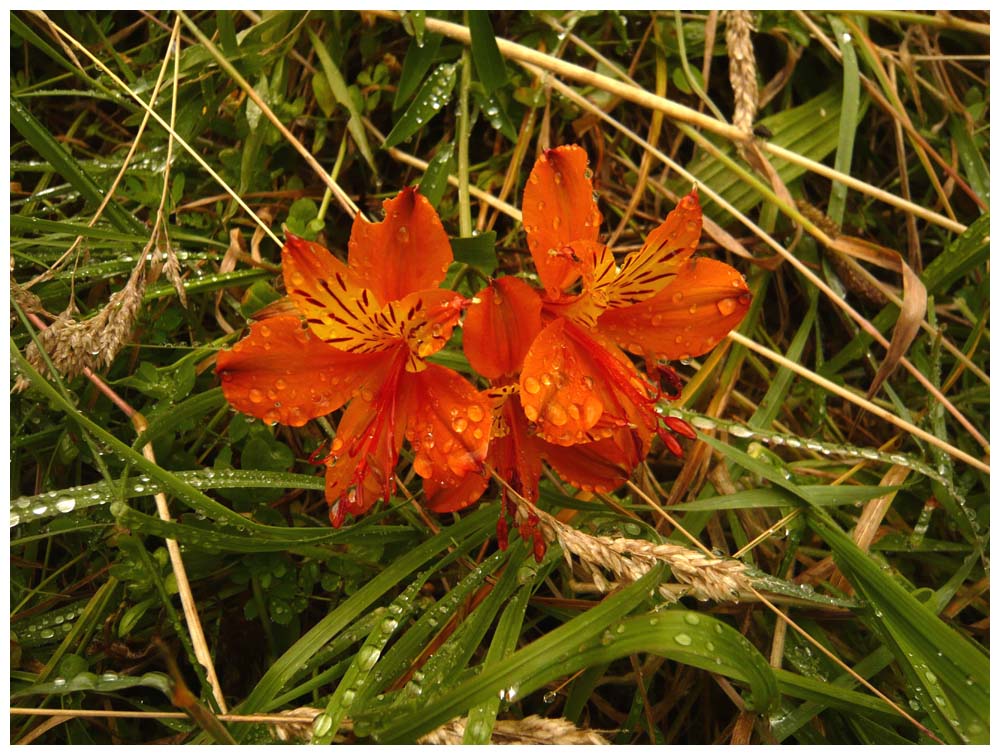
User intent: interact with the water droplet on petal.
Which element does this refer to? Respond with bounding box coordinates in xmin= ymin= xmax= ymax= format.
xmin=716 ymin=297 xmax=738 ymax=316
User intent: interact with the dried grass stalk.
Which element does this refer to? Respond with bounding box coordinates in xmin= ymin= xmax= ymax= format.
xmin=524 ymin=500 xmax=750 ymax=603
xmin=725 ymin=11 xmax=758 ymax=135
xmin=268 ymin=708 xmax=609 ymax=745
xmin=15 ymin=263 xmax=145 ymax=389
xmin=419 ymin=715 xmax=610 ymax=745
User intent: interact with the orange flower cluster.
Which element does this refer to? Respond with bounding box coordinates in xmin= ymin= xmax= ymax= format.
xmin=217 ymin=145 xmax=750 ymax=549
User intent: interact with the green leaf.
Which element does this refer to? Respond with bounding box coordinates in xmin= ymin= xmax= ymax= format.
xmin=399 ymin=10 xmax=426 ymax=46
xmin=418 ymin=142 xmax=455 ymax=207
xmin=368 ymin=588 xmax=780 ymax=742
xmin=921 ymin=213 xmax=989 ymax=296
xmin=463 ymin=572 xmax=533 ymax=742
xmin=394 ymin=33 xmax=444 ymax=109
xmin=450 ymin=232 xmax=498 ymax=276
xmin=227 ymin=504 xmax=496 ymax=736
xmin=12 ymin=670 xmax=173 ymax=698
xmin=306 ymin=27 xmax=377 ymax=173
xmin=468 ymin=11 xmax=508 ymax=93
xmin=826 ymin=16 xmax=862 ymax=226
xmin=383 ymin=62 xmax=457 ymax=149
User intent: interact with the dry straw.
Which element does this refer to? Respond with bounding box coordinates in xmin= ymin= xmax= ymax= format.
xmin=725 ymin=11 xmax=758 ymax=135
xmin=268 ymin=708 xmax=608 ymax=745
xmin=16 ymin=264 xmax=146 ymax=389
xmin=507 ymin=486 xmax=751 ymax=603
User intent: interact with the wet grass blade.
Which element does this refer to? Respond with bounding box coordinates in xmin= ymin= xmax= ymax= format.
xmin=11 ymin=98 xmax=143 ymax=234
xmin=383 ymin=62 xmax=457 ymax=149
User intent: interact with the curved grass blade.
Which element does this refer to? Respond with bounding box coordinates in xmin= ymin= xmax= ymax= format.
xmin=417 ymin=142 xmax=455 ymax=207
xmin=807 ymin=509 xmax=988 ymax=744
xmin=463 ymin=577 xmax=533 ymax=743
xmin=394 ymin=32 xmax=443 ymax=109
xmin=370 ymin=594 xmax=779 ymax=743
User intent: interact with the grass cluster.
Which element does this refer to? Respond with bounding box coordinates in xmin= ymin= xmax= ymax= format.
xmin=10 ymin=10 xmax=989 ymax=745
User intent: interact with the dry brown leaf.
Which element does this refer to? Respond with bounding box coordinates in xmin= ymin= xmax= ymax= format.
xmin=830 ymin=234 xmax=928 ymax=399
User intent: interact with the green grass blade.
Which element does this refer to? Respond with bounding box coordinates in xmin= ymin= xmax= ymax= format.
xmin=231 ymin=504 xmax=495 ymax=724
xmin=468 ymin=11 xmax=508 ymax=93
xmin=11 ymin=98 xmax=143 ymax=234
xmin=383 ymin=62 xmax=457 ymax=149
xmin=306 ymin=27 xmax=377 ymax=174
xmin=807 ymin=509 xmax=988 ymax=744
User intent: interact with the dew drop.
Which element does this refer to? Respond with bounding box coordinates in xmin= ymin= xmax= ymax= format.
xmin=716 ymin=297 xmax=738 ymax=316
xmin=312 ymin=713 xmax=333 ymax=737
xmin=412 ymin=456 xmax=433 ymax=478
xmin=674 ymin=633 xmax=692 ymax=646
xmin=546 ymin=404 xmax=568 ymax=426
xmin=523 ymin=376 xmax=541 ymax=394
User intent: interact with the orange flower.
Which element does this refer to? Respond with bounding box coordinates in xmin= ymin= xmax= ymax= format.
xmin=464 ymin=145 xmax=751 ymax=504
xmin=216 ymin=188 xmax=491 ymax=525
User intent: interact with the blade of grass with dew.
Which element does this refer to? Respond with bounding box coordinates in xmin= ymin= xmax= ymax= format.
xmin=700 ymin=433 xmax=988 ymax=743
xmin=826 ymin=15 xmax=862 ymax=226
xmin=371 ymin=595 xmax=781 ymax=743
xmin=316 ymin=546 xmax=520 ymax=743
xmin=383 ymin=62 xmax=457 ymax=149
xmin=11 ymin=98 xmax=144 ymax=235
xmin=463 ymin=576 xmax=534 ymax=743
xmin=415 ymin=542 xmax=534 ymax=696
xmin=11 ymin=345 xmax=434 ymax=544
xmin=468 ymin=11 xmax=509 ymax=93
xmin=393 ymin=32 xmax=444 ymax=109
xmin=12 ymin=670 xmax=173 ymax=699
xmin=352 ymin=536 xmax=522 ymax=708
xmin=418 ymin=142 xmax=455 ymax=208
xmin=807 ymin=509 xmax=988 ymax=744
xmin=227 ymin=504 xmax=496 ymax=730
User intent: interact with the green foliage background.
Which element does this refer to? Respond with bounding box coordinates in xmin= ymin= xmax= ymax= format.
xmin=10 ymin=10 xmax=989 ymax=744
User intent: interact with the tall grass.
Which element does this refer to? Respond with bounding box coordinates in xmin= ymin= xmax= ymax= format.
xmin=10 ymin=10 xmax=989 ymax=744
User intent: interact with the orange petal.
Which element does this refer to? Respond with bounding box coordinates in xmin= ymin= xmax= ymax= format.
xmin=406 ymin=365 xmax=492 ymax=512
xmin=520 ymin=318 xmax=658 ymax=446
xmin=599 ymin=257 xmax=751 ymax=360
xmin=285 ymin=232 xmax=463 ymax=366
xmin=490 ymin=397 xmax=544 ymax=504
xmin=463 ymin=277 xmax=543 ymax=379
xmin=522 ymin=145 xmax=602 ymax=294
xmin=543 ymin=428 xmax=647 ymax=494
xmin=216 ymin=315 xmax=380 ymax=426
xmin=394 ymin=288 xmax=468 ymax=371
xmin=282 ymin=232 xmax=383 ymax=342
xmin=542 ymin=240 xmax=615 ymax=328
xmin=348 ymin=187 xmax=453 ymax=304
xmin=324 ymin=347 xmax=413 ymax=519
xmin=603 ymin=189 xmax=703 ymax=308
